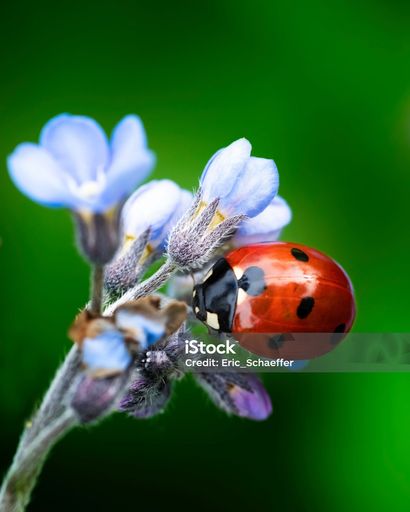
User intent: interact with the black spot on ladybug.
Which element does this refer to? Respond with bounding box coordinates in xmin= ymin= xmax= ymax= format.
xmin=268 ymin=334 xmax=286 ymax=350
xmin=291 ymin=247 xmax=309 ymax=262
xmin=297 ymin=297 xmax=315 ymax=319
xmin=330 ymin=323 xmax=346 ymax=344
xmin=268 ymin=333 xmax=294 ymax=351
xmin=238 ymin=266 xmax=266 ymax=296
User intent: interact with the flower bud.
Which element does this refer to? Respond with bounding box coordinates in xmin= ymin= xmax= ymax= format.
xmin=119 ymin=331 xmax=186 ymax=419
xmin=119 ymin=374 xmax=172 ymax=418
xmin=104 ymin=228 xmax=151 ymax=298
xmin=122 ymin=180 xmax=192 ymax=253
xmin=167 ymin=192 xmax=245 ymax=270
xmin=200 ymin=138 xmax=279 ymax=218
xmin=7 ymin=114 xmax=155 ymax=264
xmin=195 ymin=372 xmax=272 ymax=421
xmin=73 ymin=206 xmax=122 ymax=265
xmin=71 ymin=371 xmax=131 ymax=423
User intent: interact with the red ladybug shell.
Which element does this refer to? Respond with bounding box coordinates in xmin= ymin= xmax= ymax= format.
xmin=225 ymin=242 xmax=356 ymax=359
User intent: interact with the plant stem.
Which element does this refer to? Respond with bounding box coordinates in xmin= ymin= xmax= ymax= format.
xmin=104 ymin=259 xmax=177 ymax=315
xmin=0 ymin=410 xmax=77 ymax=512
xmin=0 ymin=259 xmax=176 ymax=511
xmin=23 ymin=347 xmax=81 ymax=445
xmin=90 ymin=264 xmax=104 ymax=315
xmin=0 ymin=347 xmax=80 ymax=512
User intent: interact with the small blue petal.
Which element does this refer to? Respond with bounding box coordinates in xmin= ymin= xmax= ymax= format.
xmin=139 ymin=317 xmax=166 ymax=346
xmin=200 ymin=138 xmax=251 ymax=204
xmin=7 ymin=143 xmax=76 ymax=208
xmin=220 ymin=156 xmax=279 ymax=217
xmin=199 ymin=138 xmax=279 ymax=218
xmin=40 ymin=114 xmax=109 ymax=184
xmin=82 ymin=331 xmax=131 ymax=372
xmin=122 ymin=179 xmax=184 ymax=247
xmin=103 ymin=115 xmax=156 ymax=207
xmin=115 ymin=309 xmax=165 ymax=348
xmin=233 ymin=195 xmax=292 ymax=246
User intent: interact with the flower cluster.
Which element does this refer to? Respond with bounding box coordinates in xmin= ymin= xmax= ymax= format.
xmin=120 ymin=328 xmax=272 ymax=421
xmin=7 ymin=113 xmax=293 ymax=424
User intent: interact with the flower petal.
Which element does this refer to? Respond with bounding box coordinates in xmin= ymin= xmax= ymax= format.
xmin=115 ymin=308 xmax=165 ymax=348
xmin=220 ymin=156 xmax=279 ymax=217
xmin=7 ymin=143 xmax=75 ymax=207
xmin=104 ymin=115 xmax=155 ymax=205
xmin=233 ymin=195 xmax=292 ymax=246
xmin=200 ymin=138 xmax=251 ymax=203
xmin=82 ymin=331 xmax=131 ymax=374
xmin=40 ymin=114 xmax=109 ymax=183
xmin=172 ymin=189 xmax=194 ymax=220
xmin=122 ymin=179 xmax=182 ymax=244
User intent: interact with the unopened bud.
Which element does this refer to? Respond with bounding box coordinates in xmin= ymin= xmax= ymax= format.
xmin=73 ymin=206 xmax=122 ymax=265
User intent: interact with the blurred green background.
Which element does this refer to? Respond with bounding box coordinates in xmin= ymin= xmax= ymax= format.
xmin=1 ymin=0 xmax=410 ymax=510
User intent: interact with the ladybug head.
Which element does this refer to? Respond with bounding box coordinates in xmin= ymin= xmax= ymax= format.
xmin=192 ymin=258 xmax=238 ymax=332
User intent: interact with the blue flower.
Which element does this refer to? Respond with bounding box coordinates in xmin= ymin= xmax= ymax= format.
xmin=122 ymin=179 xmax=193 ymax=252
xmin=200 ymin=138 xmax=279 ymax=218
xmin=82 ymin=329 xmax=132 ymax=377
xmin=233 ymin=195 xmax=292 ymax=246
xmin=115 ymin=307 xmax=166 ymax=349
xmin=7 ymin=114 xmax=155 ymax=213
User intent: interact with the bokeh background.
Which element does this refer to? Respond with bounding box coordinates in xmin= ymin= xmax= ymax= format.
xmin=1 ymin=0 xmax=410 ymax=510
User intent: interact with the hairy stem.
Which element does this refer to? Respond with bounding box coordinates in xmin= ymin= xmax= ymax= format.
xmin=0 ymin=347 xmax=81 ymax=512
xmin=23 ymin=347 xmax=80 ymax=445
xmin=104 ymin=259 xmax=177 ymax=315
xmin=0 ymin=256 xmax=177 ymax=511
xmin=90 ymin=264 xmax=104 ymax=315
xmin=0 ymin=410 xmax=77 ymax=512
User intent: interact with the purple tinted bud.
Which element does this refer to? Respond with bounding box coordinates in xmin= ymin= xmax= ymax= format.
xmin=229 ymin=374 xmax=272 ymax=420
xmin=118 ymin=333 xmax=185 ymax=419
xmin=71 ymin=371 xmax=131 ymax=423
xmin=195 ymin=372 xmax=272 ymax=421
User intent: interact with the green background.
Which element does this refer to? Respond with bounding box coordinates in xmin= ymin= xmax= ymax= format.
xmin=1 ymin=0 xmax=410 ymax=510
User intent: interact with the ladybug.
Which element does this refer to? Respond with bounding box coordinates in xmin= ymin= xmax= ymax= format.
xmin=192 ymin=242 xmax=356 ymax=360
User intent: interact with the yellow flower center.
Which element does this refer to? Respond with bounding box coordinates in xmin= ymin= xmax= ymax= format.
xmin=196 ymin=201 xmax=226 ymax=229
xmin=122 ymin=234 xmax=154 ymax=264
